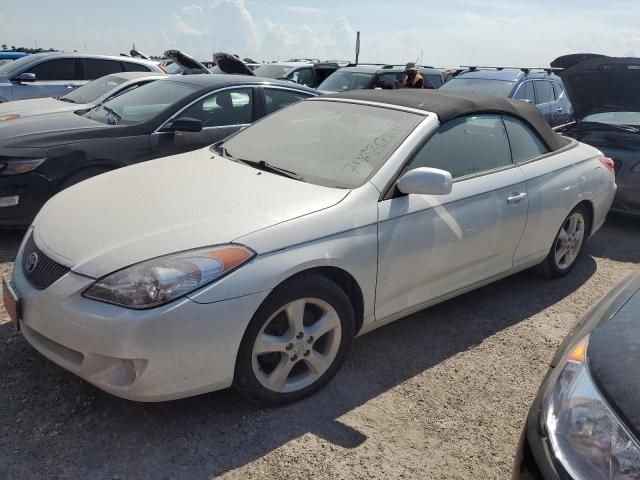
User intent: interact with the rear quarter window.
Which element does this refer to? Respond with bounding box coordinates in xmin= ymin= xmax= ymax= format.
xmin=503 ymin=115 xmax=548 ymax=162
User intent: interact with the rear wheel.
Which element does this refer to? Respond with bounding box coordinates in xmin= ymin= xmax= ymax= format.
xmin=538 ymin=204 xmax=590 ymax=278
xmin=234 ymin=274 xmax=355 ymax=404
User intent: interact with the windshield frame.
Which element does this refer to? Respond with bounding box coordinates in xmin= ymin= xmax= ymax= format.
xmin=214 ymin=98 xmax=427 ymax=189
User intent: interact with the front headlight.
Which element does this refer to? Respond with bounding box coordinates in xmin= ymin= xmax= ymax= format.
xmin=83 ymin=245 xmax=255 ymax=309
xmin=543 ymin=336 xmax=640 ymax=479
xmin=0 ymin=157 xmax=46 ymax=175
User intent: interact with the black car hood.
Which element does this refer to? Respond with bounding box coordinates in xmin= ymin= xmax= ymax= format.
xmin=0 ymin=111 xmax=111 ymax=148
xmin=558 ymin=56 xmax=640 ymax=120
xmin=212 ymin=52 xmax=254 ymax=76
xmin=163 ymin=50 xmax=210 ymax=74
xmin=588 ymin=274 xmax=640 ymax=439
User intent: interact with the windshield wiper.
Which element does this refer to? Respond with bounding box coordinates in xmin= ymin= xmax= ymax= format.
xmin=216 ymin=146 xmax=303 ymax=181
xmin=57 ymin=97 xmax=76 ymax=103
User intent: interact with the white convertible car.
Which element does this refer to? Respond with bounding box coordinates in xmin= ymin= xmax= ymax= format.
xmin=4 ymin=90 xmax=615 ymax=404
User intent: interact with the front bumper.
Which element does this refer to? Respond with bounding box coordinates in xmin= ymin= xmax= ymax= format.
xmin=13 ymin=255 xmax=270 ymax=402
xmin=0 ymin=171 xmax=54 ymax=227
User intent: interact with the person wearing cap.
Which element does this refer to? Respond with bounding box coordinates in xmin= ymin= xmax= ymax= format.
xmin=400 ymin=63 xmax=425 ymax=89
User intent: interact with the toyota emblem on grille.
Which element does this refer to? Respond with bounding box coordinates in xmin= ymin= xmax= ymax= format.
xmin=25 ymin=252 xmax=39 ymax=274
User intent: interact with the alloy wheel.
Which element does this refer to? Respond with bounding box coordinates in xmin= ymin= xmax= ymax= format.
xmin=251 ymin=297 xmax=342 ymax=393
xmin=554 ymin=212 xmax=585 ymax=270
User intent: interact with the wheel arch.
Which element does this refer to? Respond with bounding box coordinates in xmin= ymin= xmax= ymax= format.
xmin=576 ymin=199 xmax=595 ymax=236
xmin=273 ymin=266 xmax=365 ymax=336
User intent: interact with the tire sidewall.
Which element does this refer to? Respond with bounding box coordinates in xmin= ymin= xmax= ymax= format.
xmin=234 ymin=274 xmax=355 ymax=404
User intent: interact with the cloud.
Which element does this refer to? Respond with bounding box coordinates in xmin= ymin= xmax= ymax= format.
xmin=181 ymin=4 xmax=204 ymax=14
xmin=171 ymin=14 xmax=207 ymax=37
xmin=282 ymin=6 xmax=323 ymax=14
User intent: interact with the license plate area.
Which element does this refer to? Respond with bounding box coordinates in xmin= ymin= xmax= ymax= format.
xmin=3 ymin=278 xmax=21 ymax=330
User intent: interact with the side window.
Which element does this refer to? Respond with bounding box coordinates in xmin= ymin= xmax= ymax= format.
xmin=28 ymin=59 xmax=78 ymax=81
xmin=533 ymin=80 xmax=554 ymax=105
xmin=552 ymin=82 xmax=564 ymax=99
xmin=290 ymin=68 xmax=314 ymax=87
xmin=502 ymin=115 xmax=548 ymax=163
xmin=407 ymin=114 xmax=512 ymax=179
xmin=179 ymin=88 xmax=253 ymax=128
xmin=121 ymin=61 xmax=151 ymax=72
xmin=514 ymin=82 xmax=535 ymax=103
xmin=264 ymin=88 xmax=311 ymax=115
xmin=84 ymin=59 xmax=123 ymax=80
xmin=375 ymin=73 xmax=400 ymax=89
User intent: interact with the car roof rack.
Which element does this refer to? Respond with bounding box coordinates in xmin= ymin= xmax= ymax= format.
xmin=461 ymin=66 xmax=563 ymax=75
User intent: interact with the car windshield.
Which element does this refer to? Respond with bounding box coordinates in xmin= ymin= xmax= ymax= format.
xmin=81 ymin=79 xmax=197 ymax=126
xmin=582 ymin=111 xmax=640 ymax=127
xmin=218 ymin=100 xmax=424 ymax=188
xmin=62 ymin=75 xmax=127 ymax=104
xmin=252 ymin=64 xmax=294 ymax=78
xmin=440 ymin=78 xmax=516 ymax=97
xmin=0 ymin=54 xmax=34 ymax=75
xmin=318 ymin=71 xmax=375 ymax=92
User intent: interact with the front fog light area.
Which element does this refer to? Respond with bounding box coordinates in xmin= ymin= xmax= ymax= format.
xmin=544 ymin=337 xmax=640 ymax=479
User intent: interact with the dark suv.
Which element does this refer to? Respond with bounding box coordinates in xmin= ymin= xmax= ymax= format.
xmin=317 ymin=64 xmax=445 ymax=93
xmin=440 ymin=67 xmax=573 ymax=126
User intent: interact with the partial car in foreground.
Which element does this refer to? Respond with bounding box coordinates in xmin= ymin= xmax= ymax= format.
xmin=0 ymin=72 xmax=166 ymax=122
xmin=555 ymin=55 xmax=640 ymax=217
xmin=513 ymin=272 xmax=640 ymax=480
xmin=3 ymin=90 xmax=615 ymax=404
xmin=0 ymin=74 xmax=317 ymax=226
xmin=318 ymin=64 xmax=444 ymax=92
xmin=440 ymin=67 xmax=573 ymax=126
xmin=0 ymin=52 xmax=163 ymax=102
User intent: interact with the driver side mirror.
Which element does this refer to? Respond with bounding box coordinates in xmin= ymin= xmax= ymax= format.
xmin=12 ymin=72 xmax=36 ymax=83
xmin=396 ymin=167 xmax=453 ymax=195
xmin=167 ymin=117 xmax=203 ymax=133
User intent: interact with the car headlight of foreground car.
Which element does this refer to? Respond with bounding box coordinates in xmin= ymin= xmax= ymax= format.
xmin=0 ymin=156 xmax=46 ymax=175
xmin=83 ymin=245 xmax=255 ymax=309
xmin=543 ymin=336 xmax=640 ymax=479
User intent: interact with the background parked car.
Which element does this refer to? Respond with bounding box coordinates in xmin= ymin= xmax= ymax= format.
xmin=0 ymin=52 xmax=163 ymax=102
xmin=0 ymin=72 xmax=166 ymax=121
xmin=0 ymin=74 xmax=318 ymax=226
xmin=317 ymin=64 xmax=444 ymax=93
xmin=252 ymin=61 xmax=344 ymax=88
xmin=439 ymin=67 xmax=573 ymax=126
xmin=514 ymin=271 xmax=640 ymax=479
xmin=554 ymin=55 xmax=640 ymax=217
xmin=0 ymin=51 xmax=29 ymax=68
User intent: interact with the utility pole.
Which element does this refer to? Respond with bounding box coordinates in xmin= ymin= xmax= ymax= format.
xmin=355 ymin=31 xmax=360 ymax=65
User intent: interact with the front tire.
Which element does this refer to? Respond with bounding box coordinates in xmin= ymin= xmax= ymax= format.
xmin=234 ymin=274 xmax=355 ymax=405
xmin=538 ymin=204 xmax=590 ymax=278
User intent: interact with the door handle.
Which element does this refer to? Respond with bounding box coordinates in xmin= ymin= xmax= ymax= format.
xmin=507 ymin=192 xmax=527 ymax=204
xmin=556 ymin=107 xmax=564 ymax=112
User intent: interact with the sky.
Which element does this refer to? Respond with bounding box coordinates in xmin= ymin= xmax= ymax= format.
xmin=1 ymin=0 xmax=640 ymax=66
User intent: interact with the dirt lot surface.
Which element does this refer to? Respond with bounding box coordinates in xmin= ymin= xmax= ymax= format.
xmin=1 ymin=217 xmax=639 ymax=480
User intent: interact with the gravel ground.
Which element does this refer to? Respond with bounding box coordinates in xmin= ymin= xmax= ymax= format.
xmin=0 ymin=216 xmax=639 ymax=480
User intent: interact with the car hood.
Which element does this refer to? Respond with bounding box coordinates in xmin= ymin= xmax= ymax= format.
xmin=0 ymin=110 xmax=107 ymax=148
xmin=0 ymin=97 xmax=90 ymax=121
xmin=163 ymin=49 xmax=210 ymax=74
xmin=33 ymin=147 xmax=349 ymax=278
xmin=587 ymin=272 xmax=640 ymax=439
xmin=558 ymin=56 xmax=640 ymax=120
